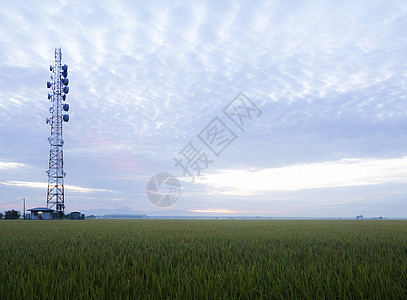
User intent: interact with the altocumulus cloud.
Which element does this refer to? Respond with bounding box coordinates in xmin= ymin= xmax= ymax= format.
xmin=0 ymin=1 xmax=406 ymax=215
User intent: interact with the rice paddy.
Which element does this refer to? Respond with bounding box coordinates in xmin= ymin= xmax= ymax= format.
xmin=0 ymin=220 xmax=406 ymax=299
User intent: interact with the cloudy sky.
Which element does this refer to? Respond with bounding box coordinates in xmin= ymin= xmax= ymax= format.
xmin=0 ymin=0 xmax=406 ymax=217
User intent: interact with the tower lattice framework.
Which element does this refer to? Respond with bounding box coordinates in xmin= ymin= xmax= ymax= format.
xmin=46 ymin=47 xmax=70 ymax=215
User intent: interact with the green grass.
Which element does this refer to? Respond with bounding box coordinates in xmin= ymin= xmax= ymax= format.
xmin=0 ymin=220 xmax=406 ymax=299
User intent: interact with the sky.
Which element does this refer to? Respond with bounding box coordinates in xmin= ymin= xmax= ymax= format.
xmin=0 ymin=0 xmax=407 ymax=217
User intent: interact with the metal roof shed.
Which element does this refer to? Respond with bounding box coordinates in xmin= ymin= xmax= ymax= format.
xmin=27 ymin=207 xmax=54 ymax=220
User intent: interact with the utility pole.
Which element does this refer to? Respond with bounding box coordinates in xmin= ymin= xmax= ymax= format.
xmin=23 ymin=197 xmax=25 ymax=220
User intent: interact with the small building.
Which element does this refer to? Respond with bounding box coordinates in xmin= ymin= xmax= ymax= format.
xmin=68 ymin=211 xmax=84 ymax=220
xmin=27 ymin=207 xmax=54 ymax=220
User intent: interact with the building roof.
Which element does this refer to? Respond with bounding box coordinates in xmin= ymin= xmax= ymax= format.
xmin=27 ymin=207 xmax=54 ymax=212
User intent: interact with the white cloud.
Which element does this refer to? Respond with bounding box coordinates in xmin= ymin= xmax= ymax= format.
xmin=0 ymin=162 xmax=24 ymax=170
xmin=199 ymin=156 xmax=407 ymax=195
xmin=0 ymin=180 xmax=113 ymax=193
xmin=189 ymin=208 xmax=278 ymax=214
xmin=66 ymin=185 xmax=114 ymax=194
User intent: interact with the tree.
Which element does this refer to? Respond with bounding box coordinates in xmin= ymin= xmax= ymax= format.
xmin=4 ymin=209 xmax=20 ymax=220
xmin=0 ymin=213 xmax=3 ymax=219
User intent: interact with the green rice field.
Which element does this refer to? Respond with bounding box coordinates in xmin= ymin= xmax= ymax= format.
xmin=0 ymin=220 xmax=406 ymax=299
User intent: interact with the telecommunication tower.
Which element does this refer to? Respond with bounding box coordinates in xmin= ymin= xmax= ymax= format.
xmin=46 ymin=47 xmax=70 ymax=216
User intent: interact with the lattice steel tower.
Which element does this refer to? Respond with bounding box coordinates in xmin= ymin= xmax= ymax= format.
xmin=46 ymin=47 xmax=70 ymax=216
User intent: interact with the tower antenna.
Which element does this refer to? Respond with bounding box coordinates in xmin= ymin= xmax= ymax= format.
xmin=46 ymin=47 xmax=70 ymax=217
